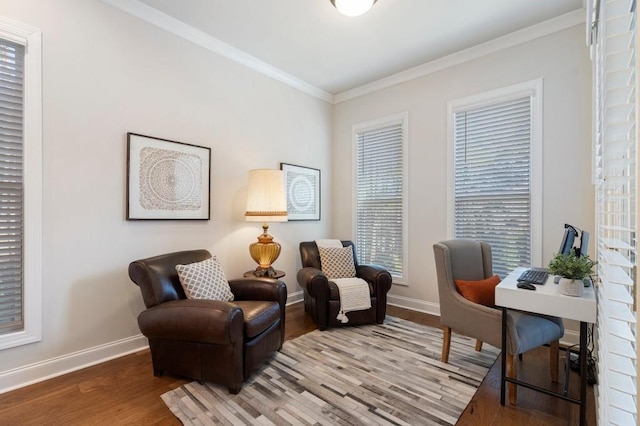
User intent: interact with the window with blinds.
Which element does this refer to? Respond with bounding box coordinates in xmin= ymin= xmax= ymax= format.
xmin=354 ymin=113 xmax=408 ymax=282
xmin=451 ymin=94 xmax=535 ymax=278
xmin=0 ymin=38 xmax=24 ymax=336
xmin=0 ymin=16 xmax=42 ymax=351
xmin=592 ymin=0 xmax=638 ymax=424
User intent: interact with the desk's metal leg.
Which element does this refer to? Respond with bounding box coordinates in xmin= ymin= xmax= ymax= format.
xmin=563 ymin=346 xmax=571 ymax=396
xmin=579 ymin=321 xmax=587 ymax=426
xmin=500 ymin=307 xmax=507 ymax=406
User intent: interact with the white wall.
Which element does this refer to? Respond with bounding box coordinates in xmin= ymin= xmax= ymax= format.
xmin=0 ymin=0 xmax=593 ymax=391
xmin=332 ymin=25 xmax=594 ymax=317
xmin=0 ymin=0 xmax=331 ymax=389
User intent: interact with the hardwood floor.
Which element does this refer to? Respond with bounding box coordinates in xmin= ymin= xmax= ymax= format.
xmin=0 ymin=303 xmax=595 ymax=425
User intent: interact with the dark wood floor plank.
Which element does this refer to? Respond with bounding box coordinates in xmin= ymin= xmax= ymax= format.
xmin=0 ymin=303 xmax=595 ymax=425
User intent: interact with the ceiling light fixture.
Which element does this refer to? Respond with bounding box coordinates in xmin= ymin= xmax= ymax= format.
xmin=330 ymin=0 xmax=377 ymax=17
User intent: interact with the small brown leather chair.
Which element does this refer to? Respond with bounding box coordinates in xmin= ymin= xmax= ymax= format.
xmin=128 ymin=249 xmax=286 ymax=394
xmin=296 ymin=240 xmax=392 ymax=330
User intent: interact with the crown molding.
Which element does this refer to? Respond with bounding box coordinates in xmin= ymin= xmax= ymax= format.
xmin=99 ymin=1 xmax=585 ymax=106
xmin=334 ymin=8 xmax=586 ymax=104
xmin=0 ymin=15 xmax=40 ymax=43
xmin=100 ymin=0 xmax=334 ymax=103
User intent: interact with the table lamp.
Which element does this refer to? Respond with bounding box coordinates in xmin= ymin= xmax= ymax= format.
xmin=244 ymin=169 xmax=288 ymax=277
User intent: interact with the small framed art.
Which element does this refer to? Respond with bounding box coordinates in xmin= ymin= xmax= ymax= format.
xmin=280 ymin=163 xmax=320 ymax=221
xmin=127 ymin=133 xmax=211 ymax=220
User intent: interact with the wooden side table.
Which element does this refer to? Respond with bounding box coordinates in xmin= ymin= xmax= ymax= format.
xmin=243 ymin=270 xmax=285 ymax=279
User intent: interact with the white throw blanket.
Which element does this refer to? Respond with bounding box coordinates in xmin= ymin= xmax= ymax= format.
xmin=315 ymin=239 xmax=371 ymax=323
xmin=332 ymin=277 xmax=371 ymax=323
xmin=315 ymin=239 xmax=343 ymax=248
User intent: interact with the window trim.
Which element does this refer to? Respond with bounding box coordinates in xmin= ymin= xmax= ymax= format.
xmin=0 ymin=17 xmax=43 ymax=350
xmin=446 ymin=79 xmax=543 ymax=267
xmin=351 ymin=112 xmax=409 ymax=284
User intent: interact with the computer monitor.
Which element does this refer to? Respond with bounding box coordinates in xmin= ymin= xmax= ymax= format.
xmin=578 ymin=230 xmax=590 ymax=257
xmin=559 ymin=225 xmax=578 ymax=255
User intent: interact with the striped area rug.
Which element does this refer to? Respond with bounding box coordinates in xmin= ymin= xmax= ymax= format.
xmin=161 ymin=316 xmax=499 ymax=425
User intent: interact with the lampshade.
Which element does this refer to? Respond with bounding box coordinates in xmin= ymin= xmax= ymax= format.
xmin=330 ymin=0 xmax=377 ymax=17
xmin=245 ymin=169 xmax=288 ymax=222
xmin=244 ymin=169 xmax=287 ymax=277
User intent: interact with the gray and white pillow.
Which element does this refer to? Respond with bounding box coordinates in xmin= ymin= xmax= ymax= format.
xmin=318 ymin=246 xmax=356 ymax=279
xmin=175 ymin=256 xmax=234 ymax=301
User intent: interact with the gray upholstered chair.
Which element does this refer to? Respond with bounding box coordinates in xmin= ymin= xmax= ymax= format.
xmin=433 ymin=239 xmax=564 ymax=405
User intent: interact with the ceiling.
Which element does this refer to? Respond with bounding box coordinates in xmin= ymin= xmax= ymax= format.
xmin=133 ymin=0 xmax=585 ymax=96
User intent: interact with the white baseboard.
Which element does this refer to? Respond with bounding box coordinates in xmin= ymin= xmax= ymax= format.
xmin=560 ymin=329 xmax=580 ymax=347
xmin=0 ymin=294 xmax=582 ymax=395
xmin=0 ymin=334 xmax=148 ymax=395
xmin=286 ymin=290 xmax=304 ymax=305
xmin=387 ymin=293 xmax=440 ymax=317
xmin=386 ymin=293 xmax=581 ymax=348
xmin=0 ymin=291 xmax=303 ymax=395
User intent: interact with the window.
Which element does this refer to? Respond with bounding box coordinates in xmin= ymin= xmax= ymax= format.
xmin=0 ymin=17 xmax=42 ymax=350
xmin=353 ymin=113 xmax=408 ymax=283
xmin=447 ymin=80 xmax=542 ymax=278
xmin=591 ymin=0 xmax=637 ymax=423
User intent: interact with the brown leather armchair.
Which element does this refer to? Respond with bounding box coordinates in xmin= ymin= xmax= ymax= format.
xmin=297 ymin=240 xmax=392 ymax=330
xmin=128 ymin=249 xmax=286 ymax=394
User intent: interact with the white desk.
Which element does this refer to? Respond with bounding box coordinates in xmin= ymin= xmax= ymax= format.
xmin=496 ymin=267 xmax=596 ymax=322
xmin=495 ymin=267 xmax=597 ymax=425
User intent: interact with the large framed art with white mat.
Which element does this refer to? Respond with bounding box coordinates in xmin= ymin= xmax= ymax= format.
xmin=127 ymin=133 xmax=211 ymax=220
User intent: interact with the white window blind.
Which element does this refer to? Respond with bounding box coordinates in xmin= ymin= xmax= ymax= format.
xmin=355 ymin=116 xmax=407 ymax=280
xmin=452 ymin=96 xmax=533 ymax=278
xmin=592 ymin=0 xmax=638 ymax=424
xmin=0 ymin=38 xmax=24 ymax=335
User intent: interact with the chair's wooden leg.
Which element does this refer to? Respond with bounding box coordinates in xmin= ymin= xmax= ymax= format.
xmin=475 ymin=339 xmax=483 ymax=352
xmin=442 ymin=326 xmax=451 ymax=363
xmin=550 ymin=340 xmax=560 ymax=383
xmin=507 ymin=353 xmax=517 ymax=405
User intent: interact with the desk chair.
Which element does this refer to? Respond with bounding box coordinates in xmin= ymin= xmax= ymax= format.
xmin=433 ymin=239 xmax=564 ymax=404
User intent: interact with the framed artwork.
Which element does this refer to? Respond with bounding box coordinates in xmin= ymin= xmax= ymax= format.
xmin=280 ymin=163 xmax=320 ymax=221
xmin=127 ymin=133 xmax=211 ymax=220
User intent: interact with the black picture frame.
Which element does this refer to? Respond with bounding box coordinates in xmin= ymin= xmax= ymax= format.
xmin=127 ymin=133 xmax=211 ymax=220
xmin=280 ymin=163 xmax=321 ymax=221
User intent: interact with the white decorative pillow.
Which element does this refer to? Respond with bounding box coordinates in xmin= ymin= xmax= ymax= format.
xmin=318 ymin=246 xmax=356 ymax=279
xmin=175 ymin=257 xmax=234 ymax=301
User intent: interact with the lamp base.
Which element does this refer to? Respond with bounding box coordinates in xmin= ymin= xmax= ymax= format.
xmin=248 ymin=223 xmax=281 ymax=275
xmin=253 ymin=266 xmax=277 ymax=277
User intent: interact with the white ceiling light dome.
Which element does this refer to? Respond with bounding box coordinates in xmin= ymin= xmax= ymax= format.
xmin=331 ymin=0 xmax=377 ymax=17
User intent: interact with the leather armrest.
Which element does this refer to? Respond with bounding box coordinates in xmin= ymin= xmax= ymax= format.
xmin=137 ymin=299 xmax=244 ymax=345
xmin=357 ymin=264 xmax=392 ymax=295
xmin=296 ymin=267 xmax=330 ymax=298
xmin=228 ymin=278 xmax=286 ymax=305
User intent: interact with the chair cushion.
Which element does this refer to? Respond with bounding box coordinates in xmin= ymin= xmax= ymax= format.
xmin=511 ymin=311 xmax=564 ymax=355
xmin=455 ymin=275 xmax=501 ymax=307
xmin=234 ymin=300 xmax=280 ymax=339
xmin=318 ymin=246 xmax=356 ymax=279
xmin=175 ymin=257 xmax=234 ymax=302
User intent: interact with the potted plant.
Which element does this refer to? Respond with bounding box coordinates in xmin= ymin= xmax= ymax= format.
xmin=547 ymin=249 xmax=597 ymax=297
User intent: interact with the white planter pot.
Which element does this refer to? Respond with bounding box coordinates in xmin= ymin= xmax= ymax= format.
xmin=559 ymin=277 xmax=584 ymax=297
